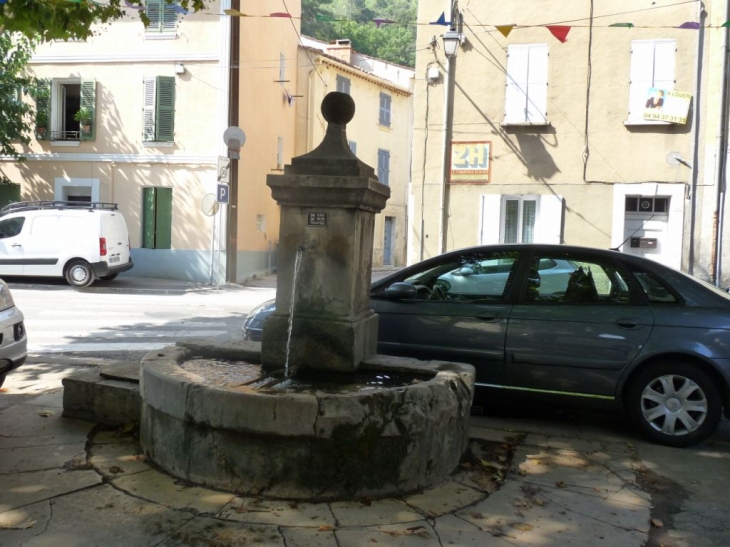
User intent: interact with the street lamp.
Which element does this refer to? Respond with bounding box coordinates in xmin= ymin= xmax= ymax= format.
xmin=440 ymin=28 xmax=461 ymax=254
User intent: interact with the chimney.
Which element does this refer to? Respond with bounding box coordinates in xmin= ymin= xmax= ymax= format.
xmin=327 ymin=39 xmax=353 ymax=64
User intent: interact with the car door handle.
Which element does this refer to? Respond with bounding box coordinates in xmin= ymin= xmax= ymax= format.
xmin=11 ymin=244 xmax=22 ymax=247
xmin=616 ymin=318 xmax=642 ymax=329
xmin=476 ymin=314 xmax=502 ymax=322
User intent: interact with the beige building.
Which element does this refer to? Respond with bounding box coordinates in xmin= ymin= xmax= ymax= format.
xmin=413 ymin=0 xmax=730 ymax=284
xmin=0 ymin=0 xmax=300 ymax=283
xmin=296 ymin=37 xmax=414 ymax=267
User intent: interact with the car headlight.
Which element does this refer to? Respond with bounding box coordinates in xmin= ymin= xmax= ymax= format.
xmin=0 ymin=279 xmax=16 ymax=312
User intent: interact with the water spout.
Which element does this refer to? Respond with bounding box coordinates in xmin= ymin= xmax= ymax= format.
xmin=284 ymin=246 xmax=304 ymax=378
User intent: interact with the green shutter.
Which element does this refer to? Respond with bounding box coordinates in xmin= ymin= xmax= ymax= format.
xmin=146 ymin=0 xmax=162 ymax=32
xmin=143 ymin=187 xmax=156 ymax=248
xmin=34 ymin=79 xmax=51 ymax=141
xmin=155 ymin=187 xmax=173 ymax=249
xmin=162 ymin=2 xmax=178 ymax=33
xmin=80 ymin=79 xmax=96 ymax=141
xmin=155 ymin=76 xmax=175 ymax=142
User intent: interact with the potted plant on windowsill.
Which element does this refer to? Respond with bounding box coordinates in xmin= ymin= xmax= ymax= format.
xmin=74 ymin=107 xmax=93 ymax=133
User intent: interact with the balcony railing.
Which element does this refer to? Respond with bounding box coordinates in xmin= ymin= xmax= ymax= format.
xmin=50 ymin=130 xmax=81 ymax=141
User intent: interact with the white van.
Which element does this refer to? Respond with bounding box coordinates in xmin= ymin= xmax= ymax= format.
xmin=0 ymin=201 xmax=133 ymax=287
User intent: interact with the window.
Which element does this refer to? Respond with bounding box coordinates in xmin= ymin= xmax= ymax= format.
xmin=377 ymin=149 xmax=390 ymax=185
xmin=336 ymin=75 xmax=351 ymax=94
xmin=633 ymin=270 xmax=678 ymax=303
xmin=277 ymin=136 xmax=284 ymax=169
xmin=625 ymin=196 xmax=669 ymax=213
xmin=504 ymin=44 xmax=548 ymax=125
xmin=628 ymin=40 xmax=675 ymax=123
xmin=146 ymin=0 xmax=178 ymax=36
xmin=33 ymin=78 xmax=96 ymax=141
xmin=279 ymin=52 xmax=286 ymax=82
xmin=0 ymin=217 xmax=24 ymax=239
xmin=503 ymin=196 xmax=536 ymax=243
xmin=379 ymin=92 xmax=391 ymax=127
xmin=348 ymin=141 xmax=357 ymax=154
xmin=143 ymin=76 xmax=175 ymax=142
xmin=142 ymin=187 xmax=172 ymax=249
xmin=256 ymin=215 xmax=266 ymax=232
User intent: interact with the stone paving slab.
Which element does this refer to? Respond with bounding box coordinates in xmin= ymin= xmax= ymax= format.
xmin=218 ymin=497 xmax=337 ymax=527
xmin=0 ymin=468 xmax=102 ymax=513
xmin=157 ymin=515 xmax=284 ymax=546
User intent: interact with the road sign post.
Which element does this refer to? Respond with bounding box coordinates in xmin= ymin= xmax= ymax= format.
xmin=217 ymin=184 xmax=230 ymax=204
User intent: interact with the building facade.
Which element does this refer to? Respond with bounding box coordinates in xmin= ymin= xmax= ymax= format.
xmin=413 ymin=0 xmax=730 ymax=285
xmin=296 ymin=37 xmax=414 ymax=267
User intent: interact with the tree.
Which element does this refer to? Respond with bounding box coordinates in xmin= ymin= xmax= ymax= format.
xmin=0 ymin=0 xmax=208 ymax=43
xmin=0 ymin=33 xmax=37 ymax=184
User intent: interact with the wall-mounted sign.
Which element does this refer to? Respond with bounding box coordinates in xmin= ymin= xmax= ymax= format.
xmin=643 ymin=88 xmax=692 ymax=124
xmin=450 ymin=141 xmax=491 ymax=183
xmin=307 ymin=212 xmax=327 ymax=227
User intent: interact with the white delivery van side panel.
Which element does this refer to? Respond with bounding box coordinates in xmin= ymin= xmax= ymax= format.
xmin=100 ymin=212 xmax=131 ymax=265
xmin=24 ymin=213 xmax=100 ymax=277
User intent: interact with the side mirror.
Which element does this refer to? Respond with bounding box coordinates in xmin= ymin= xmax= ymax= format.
xmin=384 ymin=282 xmax=418 ymax=300
xmin=457 ymin=266 xmax=474 ymax=276
xmin=528 ymin=276 xmax=541 ymax=288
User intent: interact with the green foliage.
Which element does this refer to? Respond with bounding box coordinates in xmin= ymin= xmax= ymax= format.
xmin=74 ymin=107 xmax=93 ymax=123
xmin=0 ymin=0 xmax=208 ymax=43
xmin=302 ymin=0 xmax=417 ymax=67
xmin=0 ymin=33 xmax=36 ymax=177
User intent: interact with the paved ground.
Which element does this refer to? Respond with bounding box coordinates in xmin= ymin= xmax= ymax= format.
xmin=0 ymin=273 xmax=729 ymax=546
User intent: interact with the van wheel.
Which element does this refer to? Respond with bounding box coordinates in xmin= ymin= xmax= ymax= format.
xmin=99 ymin=274 xmax=118 ymax=281
xmin=65 ymin=260 xmax=95 ymax=288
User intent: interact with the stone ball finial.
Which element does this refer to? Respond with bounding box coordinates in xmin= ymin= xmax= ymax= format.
xmin=321 ymin=92 xmax=355 ymax=125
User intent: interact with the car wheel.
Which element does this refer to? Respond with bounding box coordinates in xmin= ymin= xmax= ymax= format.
xmin=65 ymin=260 xmax=95 ymax=288
xmin=99 ymin=273 xmax=118 ymax=281
xmin=626 ymin=362 xmax=722 ymax=447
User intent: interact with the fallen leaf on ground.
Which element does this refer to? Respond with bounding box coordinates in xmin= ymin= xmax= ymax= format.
xmin=38 ymin=411 xmax=52 ymax=417
xmin=650 ymin=518 xmax=664 ymax=528
xmin=511 ymin=522 xmax=534 ymax=532
xmin=556 ymin=481 xmax=567 ymax=488
xmin=0 ymin=520 xmax=36 ymax=530
xmin=108 ymin=466 xmax=124 ymax=474
xmin=384 ymin=526 xmax=429 ymax=538
xmin=318 ymin=524 xmax=336 ymax=532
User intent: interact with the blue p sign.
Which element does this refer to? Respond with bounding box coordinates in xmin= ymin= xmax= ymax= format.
xmin=217 ymin=184 xmax=230 ymax=204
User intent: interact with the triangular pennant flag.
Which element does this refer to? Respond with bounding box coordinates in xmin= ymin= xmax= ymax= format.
xmin=546 ymin=25 xmax=571 ymax=43
xmin=65 ymin=0 xmax=84 ymax=3
xmin=124 ymin=0 xmax=143 ymax=9
xmin=430 ymin=12 xmax=449 ymax=26
xmin=495 ymin=25 xmax=515 ymax=38
xmin=173 ymin=5 xmax=188 ymax=14
xmin=677 ymin=21 xmax=700 ymax=29
xmin=373 ymin=18 xmax=396 ymax=29
xmin=315 ymin=13 xmax=337 ymax=21
xmin=224 ymin=9 xmax=247 ymax=16
xmin=723 ymin=21 xmax=730 ymax=27
xmin=270 ymin=12 xmax=292 ymax=18
xmin=609 ymin=22 xmax=634 ymax=28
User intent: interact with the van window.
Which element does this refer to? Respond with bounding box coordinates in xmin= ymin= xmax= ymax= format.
xmin=0 ymin=217 xmax=24 ymax=239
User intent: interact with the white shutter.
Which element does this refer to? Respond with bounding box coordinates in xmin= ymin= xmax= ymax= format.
xmin=480 ymin=194 xmax=502 ymax=244
xmin=526 ymin=44 xmax=548 ymax=124
xmin=534 ymin=194 xmax=564 ymax=244
xmin=653 ymin=40 xmax=676 ymax=90
xmin=628 ymin=41 xmax=656 ymax=121
xmin=143 ymin=77 xmax=156 ymax=142
xmin=504 ymin=45 xmax=529 ymax=123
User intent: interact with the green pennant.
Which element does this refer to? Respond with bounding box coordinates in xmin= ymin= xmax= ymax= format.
xmin=609 ymin=23 xmax=634 ymax=28
xmin=315 ymin=13 xmax=336 ymax=22
xmin=722 ymin=21 xmax=730 ymax=27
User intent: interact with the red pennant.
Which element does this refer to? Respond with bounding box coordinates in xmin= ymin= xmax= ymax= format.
xmin=270 ymin=12 xmax=292 ymax=18
xmin=546 ymin=25 xmax=571 ymax=43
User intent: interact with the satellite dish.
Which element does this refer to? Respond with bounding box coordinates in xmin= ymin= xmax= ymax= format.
xmin=201 ymin=193 xmax=219 ymax=216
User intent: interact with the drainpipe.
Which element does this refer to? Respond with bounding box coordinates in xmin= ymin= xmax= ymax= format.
xmin=713 ymin=0 xmax=730 ymax=285
xmin=225 ymin=0 xmax=241 ymax=283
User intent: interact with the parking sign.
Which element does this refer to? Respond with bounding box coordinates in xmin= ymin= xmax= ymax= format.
xmin=217 ymin=184 xmax=230 ymax=204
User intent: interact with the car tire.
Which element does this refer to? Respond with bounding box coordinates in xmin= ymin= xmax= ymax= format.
xmin=65 ymin=260 xmax=95 ymax=288
xmin=626 ymin=361 xmax=722 ymax=447
xmin=99 ymin=273 xmax=118 ymax=281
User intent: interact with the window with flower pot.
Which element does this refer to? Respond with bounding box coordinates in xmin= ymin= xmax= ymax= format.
xmin=32 ymin=78 xmax=96 ymax=142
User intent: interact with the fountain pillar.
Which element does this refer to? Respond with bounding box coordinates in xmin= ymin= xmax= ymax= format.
xmin=262 ymin=93 xmax=390 ymax=375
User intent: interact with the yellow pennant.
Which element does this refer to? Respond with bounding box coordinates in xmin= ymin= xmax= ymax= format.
xmin=495 ymin=25 xmax=515 ymax=38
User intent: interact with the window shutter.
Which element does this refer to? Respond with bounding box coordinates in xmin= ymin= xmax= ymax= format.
xmin=480 ymin=195 xmax=502 ymax=244
xmin=146 ymin=0 xmax=162 ymax=32
xmin=143 ymin=77 xmax=156 ymax=141
xmin=348 ymin=141 xmax=357 ymax=155
xmin=155 ymin=76 xmax=175 ymax=142
xmin=34 ymin=79 xmax=51 ymax=141
xmin=628 ymin=41 xmax=655 ymax=121
xmin=155 ymin=187 xmax=173 ymax=249
xmin=526 ymin=44 xmax=548 ymax=123
xmin=653 ymin=40 xmax=676 ymax=90
xmin=336 ymin=75 xmax=350 ymax=94
xmin=162 ymin=1 xmax=178 ymax=33
xmin=377 ymin=149 xmax=390 ymax=185
xmin=534 ymin=194 xmax=564 ymax=244
xmin=142 ymin=187 xmax=156 ymax=248
xmin=379 ymin=92 xmax=391 ymax=126
xmin=80 ymin=78 xmax=96 ymax=141
xmin=504 ymin=45 xmax=530 ymax=123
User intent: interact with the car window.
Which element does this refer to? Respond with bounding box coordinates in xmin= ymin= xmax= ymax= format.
xmin=0 ymin=217 xmax=24 ymax=239
xmin=398 ymin=250 xmax=520 ymax=303
xmin=632 ymin=270 xmax=678 ymax=303
xmin=525 ymin=254 xmax=631 ymax=304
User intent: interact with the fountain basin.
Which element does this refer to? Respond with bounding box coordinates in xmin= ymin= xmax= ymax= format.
xmin=140 ymin=344 xmax=475 ymax=501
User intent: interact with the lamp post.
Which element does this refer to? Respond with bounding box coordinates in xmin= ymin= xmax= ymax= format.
xmin=440 ymin=28 xmax=461 ymax=254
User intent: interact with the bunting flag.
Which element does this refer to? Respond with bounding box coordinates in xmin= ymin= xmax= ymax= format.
xmin=677 ymin=21 xmax=700 ymax=29
xmin=124 ymin=0 xmax=143 ymax=10
xmin=270 ymin=12 xmax=292 ymax=18
xmin=495 ymin=25 xmax=515 ymax=38
xmin=373 ymin=18 xmax=396 ymax=28
xmin=609 ymin=23 xmax=634 ymax=28
xmin=723 ymin=21 xmax=730 ymax=27
xmin=173 ymin=5 xmax=188 ymax=14
xmin=430 ymin=12 xmax=449 ymax=26
xmin=224 ymin=9 xmax=248 ymax=16
xmin=546 ymin=25 xmax=570 ymax=43
xmin=315 ymin=13 xmax=337 ymax=21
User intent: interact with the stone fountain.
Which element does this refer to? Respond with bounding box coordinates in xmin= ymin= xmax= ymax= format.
xmin=139 ymin=93 xmax=475 ymax=501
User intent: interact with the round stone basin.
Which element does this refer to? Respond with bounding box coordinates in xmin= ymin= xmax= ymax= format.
xmin=140 ymin=345 xmax=476 ymax=501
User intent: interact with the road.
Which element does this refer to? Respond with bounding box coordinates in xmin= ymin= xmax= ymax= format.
xmin=7 ymin=279 xmax=276 ymax=357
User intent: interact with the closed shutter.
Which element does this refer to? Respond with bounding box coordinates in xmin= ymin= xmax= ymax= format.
xmin=142 ymin=187 xmax=156 ymax=248
xmin=162 ymin=1 xmax=177 ymax=33
xmin=336 ymin=75 xmax=351 ymax=94
xmin=146 ymin=0 xmax=162 ymax=31
xmin=534 ymin=194 xmax=564 ymax=244
xmin=155 ymin=187 xmax=173 ymax=249
xmin=628 ymin=41 xmax=655 ymax=121
xmin=156 ymin=76 xmax=175 ymax=142
xmin=379 ymin=92 xmax=391 ymax=126
xmin=480 ymin=194 xmax=501 ymax=244
xmin=377 ymin=149 xmax=390 ymax=185
xmin=653 ymin=40 xmax=676 ymax=90
xmin=34 ymin=79 xmax=51 ymax=141
xmin=143 ymin=77 xmax=156 ymax=141
xmin=505 ymin=45 xmax=529 ymax=123
xmin=526 ymin=44 xmax=548 ymax=124
xmin=80 ymin=78 xmax=96 ymax=141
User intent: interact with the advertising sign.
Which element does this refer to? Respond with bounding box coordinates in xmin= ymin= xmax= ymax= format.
xmin=643 ymin=88 xmax=692 ymax=124
xmin=450 ymin=141 xmax=491 ymax=184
